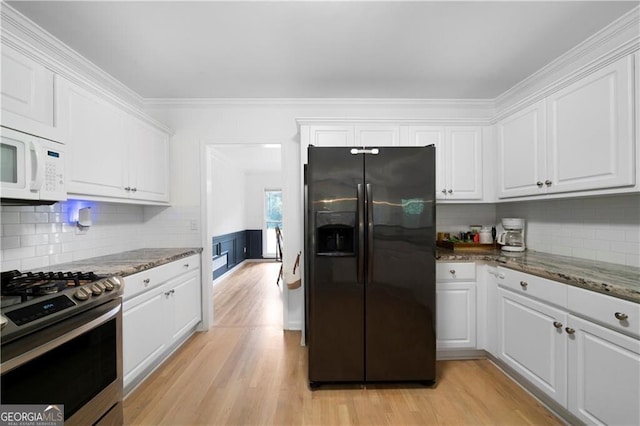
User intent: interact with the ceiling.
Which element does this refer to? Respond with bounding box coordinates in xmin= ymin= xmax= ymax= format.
xmin=7 ymin=1 xmax=638 ymax=99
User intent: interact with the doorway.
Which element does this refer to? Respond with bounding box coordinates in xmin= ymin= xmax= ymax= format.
xmin=202 ymin=143 xmax=285 ymax=328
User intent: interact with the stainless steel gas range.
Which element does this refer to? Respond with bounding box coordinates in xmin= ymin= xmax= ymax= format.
xmin=1 ymin=269 xmax=125 ymax=425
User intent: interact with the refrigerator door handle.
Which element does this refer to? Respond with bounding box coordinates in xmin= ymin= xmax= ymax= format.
xmin=357 ymin=183 xmax=364 ymax=285
xmin=366 ymin=183 xmax=374 ymax=281
xmin=350 ymin=148 xmax=379 ymax=155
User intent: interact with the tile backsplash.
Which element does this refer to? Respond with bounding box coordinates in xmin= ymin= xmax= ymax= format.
xmin=0 ymin=201 xmax=200 ymax=271
xmin=497 ymin=194 xmax=640 ymax=267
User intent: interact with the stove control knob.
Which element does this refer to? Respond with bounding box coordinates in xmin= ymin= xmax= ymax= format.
xmin=74 ymin=287 xmax=91 ymax=301
xmin=103 ymin=280 xmax=115 ymax=291
xmin=96 ymin=282 xmax=107 ymax=291
xmin=108 ymin=277 xmax=124 ymax=291
xmin=91 ymin=284 xmax=104 ymax=296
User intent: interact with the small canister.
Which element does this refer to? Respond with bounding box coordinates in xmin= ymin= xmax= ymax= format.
xmin=479 ymin=227 xmax=492 ymax=244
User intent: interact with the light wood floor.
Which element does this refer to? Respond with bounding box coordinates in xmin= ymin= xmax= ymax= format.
xmin=124 ymin=262 xmax=562 ymax=426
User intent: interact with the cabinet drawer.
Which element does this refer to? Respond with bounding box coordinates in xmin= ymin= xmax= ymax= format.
xmin=497 ymin=267 xmax=567 ymax=308
xmin=568 ymin=286 xmax=640 ymax=338
xmin=124 ymin=255 xmax=200 ymax=299
xmin=436 ymin=262 xmax=476 ymax=281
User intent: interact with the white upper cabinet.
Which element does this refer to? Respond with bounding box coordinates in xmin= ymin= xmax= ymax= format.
xmin=125 ymin=116 xmax=170 ymax=203
xmin=0 ymin=44 xmax=63 ymax=142
xmin=58 ymin=78 xmax=170 ymax=204
xmin=355 ymin=124 xmax=400 ymax=147
xmin=307 ymin=125 xmax=355 ymax=147
xmin=497 ymin=100 xmax=547 ymax=198
xmin=441 ymin=127 xmax=483 ymax=200
xmin=547 ymin=56 xmax=635 ymax=193
xmin=498 ymin=56 xmax=635 ymax=199
xmin=58 ymin=78 xmax=128 ymax=198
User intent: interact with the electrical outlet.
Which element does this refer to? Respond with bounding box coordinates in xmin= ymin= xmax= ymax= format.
xmin=190 ymin=219 xmax=198 ymax=231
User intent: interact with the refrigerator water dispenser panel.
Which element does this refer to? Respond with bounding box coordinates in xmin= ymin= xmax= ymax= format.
xmin=316 ymin=211 xmax=356 ymax=255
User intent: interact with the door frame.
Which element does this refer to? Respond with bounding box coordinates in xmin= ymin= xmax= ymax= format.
xmin=199 ymin=140 xmax=289 ymax=330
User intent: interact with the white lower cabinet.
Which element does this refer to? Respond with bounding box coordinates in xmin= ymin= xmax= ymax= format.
xmin=498 ymin=287 xmax=568 ymax=405
xmin=122 ymin=258 xmax=202 ymax=392
xmin=437 ymin=282 xmax=476 ymax=349
xmin=497 ymin=267 xmax=640 ymax=424
xmin=567 ymin=314 xmax=640 ymax=426
xmin=436 ymin=262 xmax=477 ymax=351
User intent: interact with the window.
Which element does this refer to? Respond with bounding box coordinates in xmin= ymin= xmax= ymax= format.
xmin=264 ymin=190 xmax=283 ymax=257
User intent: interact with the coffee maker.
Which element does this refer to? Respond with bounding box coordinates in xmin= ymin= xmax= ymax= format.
xmin=497 ymin=218 xmax=526 ymax=252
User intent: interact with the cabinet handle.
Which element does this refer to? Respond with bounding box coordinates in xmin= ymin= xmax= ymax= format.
xmin=124 ymin=186 xmax=131 ymax=191
xmin=143 ymin=278 xmax=150 ymax=286
xmin=184 ymin=263 xmax=189 ymax=268
xmin=449 ymin=269 xmax=456 ymax=275
xmin=164 ymin=290 xmax=171 ymax=296
xmin=520 ymin=281 xmax=528 ymax=288
xmin=171 ymin=289 xmax=175 ymax=295
xmin=565 ymin=327 xmax=575 ymax=335
xmin=553 ymin=321 xmax=563 ymax=329
xmin=545 ymin=180 xmax=552 ymax=186
xmin=614 ymin=312 xmax=628 ymax=321
xmin=536 ymin=181 xmax=543 ymax=187
xmin=447 ymin=189 xmax=453 ymax=194
xmin=498 ymin=273 xmax=505 ymax=279
xmin=441 ymin=189 xmax=447 ymax=194
xmin=131 ymin=187 xmax=137 ymax=192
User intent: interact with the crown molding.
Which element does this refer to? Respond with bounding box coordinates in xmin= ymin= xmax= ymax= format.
xmin=294 ymin=116 xmax=493 ymax=126
xmin=144 ymin=97 xmax=493 ymax=108
xmin=0 ymin=3 xmax=172 ymax=134
xmin=494 ymin=5 xmax=640 ymax=121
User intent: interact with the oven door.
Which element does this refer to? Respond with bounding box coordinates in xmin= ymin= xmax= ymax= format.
xmin=1 ymin=298 xmax=123 ymax=426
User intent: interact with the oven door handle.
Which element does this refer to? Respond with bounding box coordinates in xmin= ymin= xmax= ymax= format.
xmin=1 ymin=303 xmax=121 ymax=373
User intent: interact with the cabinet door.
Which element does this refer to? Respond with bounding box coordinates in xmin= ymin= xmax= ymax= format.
xmin=59 ymin=79 xmax=128 ymax=198
xmin=122 ymin=289 xmax=170 ymax=388
xmin=498 ymin=288 xmax=568 ymax=405
xmin=355 ymin=124 xmax=400 ymax=147
xmin=308 ymin=125 xmax=354 ymax=147
xmin=170 ymin=270 xmax=202 ymax=341
xmin=547 ymin=56 xmax=634 ymax=193
xmin=1 ymin=44 xmax=55 ymax=134
xmin=567 ymin=315 xmax=640 ymax=426
xmin=497 ymin=101 xmax=547 ymax=198
xmin=127 ymin=117 xmax=170 ymax=202
xmin=444 ymin=127 xmax=483 ymax=200
xmin=436 ymin=282 xmax=476 ymax=349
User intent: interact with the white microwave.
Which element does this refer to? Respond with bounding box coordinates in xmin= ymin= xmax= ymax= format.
xmin=1 ymin=126 xmax=66 ymax=204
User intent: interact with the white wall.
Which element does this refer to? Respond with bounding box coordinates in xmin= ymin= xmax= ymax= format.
xmin=437 ymin=204 xmax=497 ymax=234
xmin=245 ymin=171 xmax=283 ymax=230
xmin=210 ymin=150 xmax=247 ymax=236
xmin=497 ymin=194 xmax=640 ymax=267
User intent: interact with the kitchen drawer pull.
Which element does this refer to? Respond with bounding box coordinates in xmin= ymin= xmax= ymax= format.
xmin=614 ymin=312 xmax=628 ymax=321
xmin=545 ymin=180 xmax=552 ymax=186
xmin=553 ymin=321 xmax=563 ymax=329
xmin=124 ymin=186 xmax=131 ymax=191
xmin=449 ymin=269 xmax=456 ymax=275
xmin=184 ymin=263 xmax=189 ymax=268
xmin=164 ymin=291 xmax=171 ymax=296
xmin=536 ymin=181 xmax=543 ymax=187
xmin=520 ymin=281 xmax=528 ymax=288
xmin=131 ymin=187 xmax=137 ymax=192
xmin=441 ymin=189 xmax=446 ymax=194
xmin=143 ymin=278 xmax=150 ymax=285
xmin=447 ymin=189 xmax=453 ymax=194
xmin=565 ymin=327 xmax=575 ymax=335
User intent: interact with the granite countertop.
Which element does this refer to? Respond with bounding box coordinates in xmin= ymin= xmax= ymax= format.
xmin=437 ymin=249 xmax=640 ymax=304
xmin=33 ymin=248 xmax=203 ymax=277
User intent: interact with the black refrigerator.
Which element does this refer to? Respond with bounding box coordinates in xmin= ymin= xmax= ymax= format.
xmin=305 ymin=145 xmax=436 ymax=386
